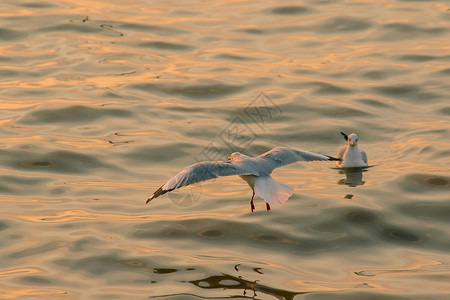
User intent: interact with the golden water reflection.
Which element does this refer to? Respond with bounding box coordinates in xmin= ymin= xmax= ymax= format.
xmin=1 ymin=0 xmax=449 ymax=298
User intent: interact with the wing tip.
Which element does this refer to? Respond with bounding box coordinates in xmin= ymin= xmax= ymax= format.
xmin=146 ymin=185 xmax=176 ymax=204
xmin=146 ymin=186 xmax=165 ymax=204
xmin=326 ymin=155 xmax=341 ymax=161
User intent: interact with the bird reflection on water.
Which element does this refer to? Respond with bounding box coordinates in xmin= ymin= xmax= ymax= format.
xmin=147 ymin=266 xmax=306 ymax=299
xmin=189 ymin=272 xmax=306 ymax=299
xmin=337 ymin=167 xmax=369 ymax=187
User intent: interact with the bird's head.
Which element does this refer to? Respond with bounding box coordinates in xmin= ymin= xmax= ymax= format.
xmin=347 ymin=133 xmax=359 ymax=147
xmin=228 ymin=152 xmax=244 ymax=162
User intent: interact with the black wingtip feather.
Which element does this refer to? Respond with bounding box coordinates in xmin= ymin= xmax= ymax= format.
xmin=146 ymin=185 xmax=174 ymax=204
xmin=327 ymin=155 xmax=341 ymax=161
xmin=340 ymin=131 xmax=348 ymax=141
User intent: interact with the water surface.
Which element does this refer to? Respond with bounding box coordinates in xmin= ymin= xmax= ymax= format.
xmin=1 ymin=0 xmax=449 ymax=299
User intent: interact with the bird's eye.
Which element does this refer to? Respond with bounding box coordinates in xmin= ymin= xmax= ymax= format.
xmin=355 ymin=138 xmax=358 ymax=142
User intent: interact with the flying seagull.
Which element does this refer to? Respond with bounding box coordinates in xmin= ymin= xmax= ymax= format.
xmin=337 ymin=132 xmax=368 ymax=168
xmin=147 ymin=147 xmax=339 ymax=212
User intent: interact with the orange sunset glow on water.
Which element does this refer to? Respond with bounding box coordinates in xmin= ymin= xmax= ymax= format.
xmin=0 ymin=0 xmax=449 ymax=299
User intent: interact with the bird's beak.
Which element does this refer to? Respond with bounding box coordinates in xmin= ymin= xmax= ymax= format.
xmin=228 ymin=156 xmax=231 ymax=160
xmin=350 ymin=141 xmax=355 ymax=146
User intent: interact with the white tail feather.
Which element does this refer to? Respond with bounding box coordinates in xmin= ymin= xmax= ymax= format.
xmin=254 ymin=176 xmax=294 ymax=205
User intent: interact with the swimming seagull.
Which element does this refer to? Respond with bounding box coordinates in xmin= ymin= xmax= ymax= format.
xmin=337 ymin=132 xmax=368 ymax=168
xmin=146 ymin=147 xmax=339 ymax=212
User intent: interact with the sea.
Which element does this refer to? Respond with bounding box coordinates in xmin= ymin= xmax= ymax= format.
xmin=0 ymin=0 xmax=449 ymax=299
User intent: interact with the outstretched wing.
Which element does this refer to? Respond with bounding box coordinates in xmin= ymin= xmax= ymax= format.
xmin=255 ymin=147 xmax=338 ymax=175
xmin=147 ymin=161 xmax=254 ymax=203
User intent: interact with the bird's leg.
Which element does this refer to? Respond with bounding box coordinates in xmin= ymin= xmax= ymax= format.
xmin=265 ymin=202 xmax=271 ymax=212
xmin=250 ymin=190 xmax=255 ymax=212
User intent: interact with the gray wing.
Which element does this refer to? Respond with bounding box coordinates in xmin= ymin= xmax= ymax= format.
xmin=360 ymin=150 xmax=368 ymax=165
xmin=337 ymin=144 xmax=347 ymax=160
xmin=147 ymin=161 xmax=254 ymax=203
xmin=256 ymin=147 xmax=338 ymax=174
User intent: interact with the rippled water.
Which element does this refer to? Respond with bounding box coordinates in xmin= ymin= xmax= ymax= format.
xmin=1 ymin=0 xmax=449 ymax=299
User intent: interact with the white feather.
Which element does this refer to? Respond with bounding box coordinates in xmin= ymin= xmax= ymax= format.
xmin=253 ymin=176 xmax=293 ymax=205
